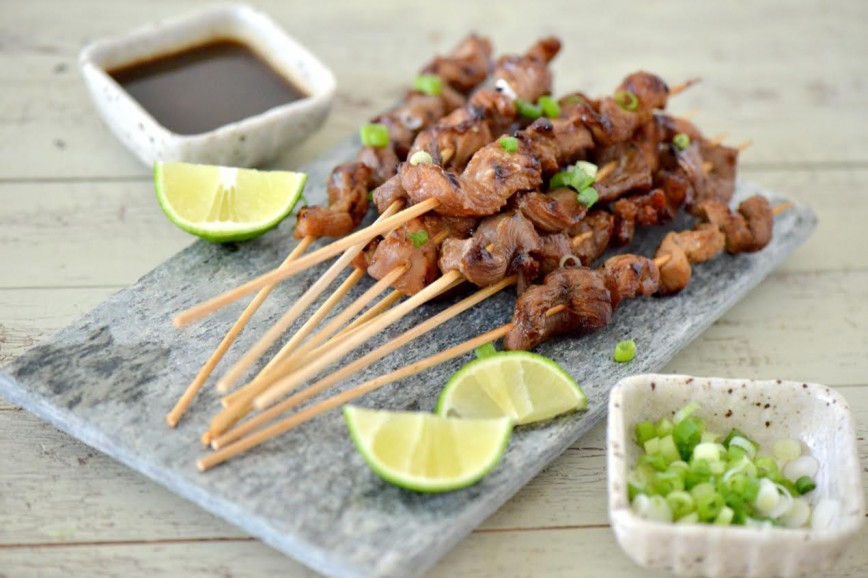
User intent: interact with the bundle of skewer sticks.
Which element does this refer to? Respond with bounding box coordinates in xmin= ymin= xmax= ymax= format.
xmin=165 ymin=35 xmax=780 ymax=471
xmin=196 ymin=199 xmax=791 ymax=471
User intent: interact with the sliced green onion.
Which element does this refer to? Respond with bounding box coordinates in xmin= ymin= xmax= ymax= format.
xmin=658 ymin=434 xmax=681 ymax=464
xmin=499 ymin=136 xmax=519 ymax=153
xmin=773 ymin=439 xmax=802 ymax=463
xmin=795 ymin=475 xmax=816 ymax=495
xmin=474 ymin=342 xmax=498 ymax=359
xmin=632 ymin=494 xmax=673 ymax=522
xmin=673 ymin=416 xmax=705 ymax=461
xmin=360 ymin=123 xmax=390 ymax=148
xmin=614 ymin=89 xmax=639 ymax=111
xmin=628 ymin=403 xmax=820 ymax=528
xmin=413 ymin=74 xmax=443 ymax=96
xmin=635 ymin=420 xmax=657 ymax=445
xmin=655 ymin=417 xmax=674 ymax=438
xmin=538 ymin=95 xmax=561 ymax=118
xmin=613 ymin=339 xmax=636 ymax=362
xmin=577 ymin=187 xmax=599 ymax=208
xmin=666 ymin=490 xmax=695 ymax=520
xmin=515 ymin=98 xmax=542 ymax=119
xmin=549 ymin=170 xmax=572 ymax=190
xmin=366 ymin=190 xmax=374 ymax=202
xmin=408 ymin=229 xmax=428 ymax=248
xmin=409 ymin=150 xmax=433 ymax=166
xmin=674 ymin=400 xmax=701 ymax=424
xmin=714 ymin=505 xmax=735 ymax=526
xmin=673 ymin=132 xmax=691 ymax=151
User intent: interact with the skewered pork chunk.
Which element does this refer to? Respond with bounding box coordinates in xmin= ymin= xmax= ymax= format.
xmin=593 ymin=141 xmax=654 ymax=203
xmin=356 ymin=144 xmax=399 ymax=189
xmin=439 ymin=211 xmax=541 ymax=287
xmin=421 ymin=33 xmax=493 ymax=94
xmin=494 ymin=37 xmax=560 ymax=102
xmin=401 ymin=136 xmax=544 ymax=217
xmin=366 ymin=218 xmax=441 ymax=295
xmin=570 ymin=210 xmax=615 ymax=265
xmin=654 ymin=224 xmax=725 ymax=294
xmin=600 ymin=255 xmax=660 ymax=309
xmin=295 ymin=162 xmax=372 ymax=239
xmin=504 ymin=268 xmax=613 ymax=351
xmin=696 ymin=196 xmax=772 ymax=254
xmin=516 ymin=188 xmax=588 ymax=233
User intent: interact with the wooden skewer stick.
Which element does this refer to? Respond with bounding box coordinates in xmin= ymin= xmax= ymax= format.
xmin=198 ymin=323 xmax=509 ymax=471
xmin=338 ymin=290 xmax=402 ymax=336
xmin=670 ymin=78 xmax=701 ymax=97
xmin=212 ymin=203 xmax=404 ymax=393
xmin=215 ymin=267 xmax=367 ymax=395
xmin=736 ymin=140 xmax=753 ymax=152
xmin=679 ymin=109 xmax=699 ymax=121
xmin=268 ymin=229 xmax=450 ymax=384
xmin=594 ymin=160 xmax=617 ymax=183
xmin=211 ymin=276 xmax=517 ymax=449
xmin=252 ymin=270 xmax=466 ymax=410
xmin=173 ymin=199 xmax=436 ymax=327
xmin=206 ymin=270 xmax=464 ymax=438
xmin=200 ymin=253 xmax=678 ymax=468
xmin=166 ymin=236 xmax=315 ymax=427
xmin=220 ymin=289 xmax=403 ymax=409
xmin=234 ymin=263 xmax=410 ymax=398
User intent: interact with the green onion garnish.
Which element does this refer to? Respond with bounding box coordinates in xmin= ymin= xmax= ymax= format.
xmin=549 ymin=171 xmax=572 ymax=190
xmin=613 ymin=339 xmax=636 ymax=362
xmin=413 ymin=74 xmax=443 ymax=96
xmin=795 ymin=476 xmax=816 ymax=495
xmin=474 ymin=342 xmax=498 ymax=359
xmin=614 ymin=89 xmax=639 ymax=112
xmin=499 ymin=136 xmax=519 ymax=153
xmin=409 ymin=150 xmax=434 ymax=166
xmin=577 ymin=187 xmax=599 ymax=208
xmin=628 ymin=403 xmax=821 ymax=528
xmin=538 ymin=95 xmax=561 ymax=118
xmin=408 ymin=229 xmax=429 ymax=248
xmin=360 ymin=123 xmax=390 ymax=148
xmin=515 ymin=98 xmax=542 ymax=119
xmin=673 ymin=132 xmax=691 ymax=151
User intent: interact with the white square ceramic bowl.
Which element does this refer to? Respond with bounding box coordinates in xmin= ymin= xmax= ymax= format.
xmin=607 ymin=374 xmax=864 ymax=578
xmin=79 ymin=4 xmax=335 ymax=167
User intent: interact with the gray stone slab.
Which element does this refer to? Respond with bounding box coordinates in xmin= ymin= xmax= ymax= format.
xmin=0 ymin=134 xmax=815 ymax=578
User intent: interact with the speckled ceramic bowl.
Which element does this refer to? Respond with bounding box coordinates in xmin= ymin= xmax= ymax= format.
xmin=607 ymin=374 xmax=864 ymax=578
xmin=79 ymin=4 xmax=335 ymax=167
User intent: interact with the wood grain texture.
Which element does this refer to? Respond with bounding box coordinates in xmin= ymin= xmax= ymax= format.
xmin=1 ymin=0 xmax=866 ymax=576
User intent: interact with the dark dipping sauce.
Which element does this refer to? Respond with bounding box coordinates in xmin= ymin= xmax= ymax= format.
xmin=109 ymin=38 xmax=308 ymax=135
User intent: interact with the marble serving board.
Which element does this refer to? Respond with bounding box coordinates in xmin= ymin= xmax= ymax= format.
xmin=0 ymin=135 xmax=816 ymax=578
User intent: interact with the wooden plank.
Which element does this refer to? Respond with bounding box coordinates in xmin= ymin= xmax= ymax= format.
xmin=0 ymin=515 xmax=864 ymax=578
xmin=0 ymin=373 xmax=864 ymax=546
xmin=0 ymin=168 xmax=863 ymax=290
xmin=1 ymin=0 xmax=867 ymax=179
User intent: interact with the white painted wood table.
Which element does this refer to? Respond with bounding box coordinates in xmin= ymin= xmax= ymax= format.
xmin=1 ymin=1 xmax=866 ymax=576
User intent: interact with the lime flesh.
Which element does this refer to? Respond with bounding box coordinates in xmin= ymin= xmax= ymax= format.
xmin=153 ymin=161 xmax=306 ymax=243
xmin=436 ymin=351 xmax=586 ymax=425
xmin=343 ymin=406 xmax=512 ymax=493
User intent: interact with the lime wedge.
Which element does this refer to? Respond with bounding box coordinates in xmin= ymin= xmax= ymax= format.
xmin=153 ymin=161 xmax=306 ymax=243
xmin=436 ymin=351 xmax=586 ymax=425
xmin=343 ymin=406 xmax=512 ymax=493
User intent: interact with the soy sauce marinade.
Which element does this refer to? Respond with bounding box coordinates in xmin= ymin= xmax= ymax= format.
xmin=110 ymin=38 xmax=308 ymax=135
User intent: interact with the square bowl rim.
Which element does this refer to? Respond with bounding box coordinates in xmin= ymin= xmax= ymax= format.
xmin=77 ymin=3 xmax=336 ymax=144
xmin=607 ymin=373 xmax=865 ymax=542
